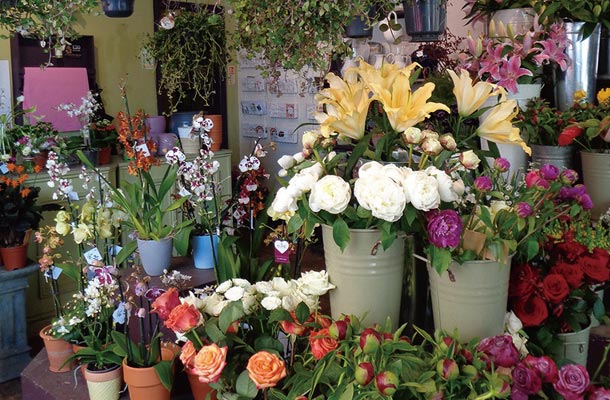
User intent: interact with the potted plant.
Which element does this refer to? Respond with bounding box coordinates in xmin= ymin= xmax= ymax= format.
xmin=0 ymin=161 xmax=41 ymax=269
xmin=228 ymin=0 xmax=395 ymax=77
xmin=142 ymin=6 xmax=226 ymax=114
xmin=6 ymin=122 xmax=65 ymax=172
xmin=89 ymin=118 xmax=117 ymax=165
xmin=0 ymin=0 xmax=98 ymax=60
xmin=57 ymin=91 xmax=102 ymax=166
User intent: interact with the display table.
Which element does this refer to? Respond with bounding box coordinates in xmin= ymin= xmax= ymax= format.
xmin=0 ymin=263 xmax=39 ymax=382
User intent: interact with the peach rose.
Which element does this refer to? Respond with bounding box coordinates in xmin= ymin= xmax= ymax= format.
xmin=180 ymin=340 xmax=197 ymax=368
xmin=193 ymin=343 xmax=228 ymax=383
xmin=150 ymin=287 xmax=181 ymax=320
xmin=246 ymin=351 xmax=287 ymax=389
xmin=164 ymin=303 xmax=201 ymax=333
xmin=309 ymin=328 xmax=338 ymax=360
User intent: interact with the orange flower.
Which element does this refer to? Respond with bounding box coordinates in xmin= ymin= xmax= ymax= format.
xmin=246 ymin=351 xmax=287 ymax=389
xmin=20 ymin=187 xmax=31 ymax=198
xmin=180 ymin=340 xmax=198 ymax=369
xmin=193 ymin=343 xmax=228 ymax=384
xmin=308 ymin=328 xmax=338 ymax=360
xmin=150 ymin=287 xmax=181 ymax=320
xmin=164 ymin=303 xmax=201 ymax=333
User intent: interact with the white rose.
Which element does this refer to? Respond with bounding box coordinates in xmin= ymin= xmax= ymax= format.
xmin=426 ymin=167 xmax=458 ymax=202
xmin=354 ymin=175 xmax=406 ymax=222
xmin=224 ymin=286 xmax=245 ymax=301
xmin=232 ymin=278 xmax=251 ymax=289
xmin=452 ymin=178 xmax=465 ymax=196
xmin=270 ymin=277 xmax=293 ymax=296
xmin=404 ymin=171 xmax=441 ymax=211
xmin=216 ymin=280 xmax=233 ymax=294
xmin=297 ymin=270 xmax=336 ymax=296
xmin=203 ymin=294 xmax=228 ymax=316
xmin=309 ymin=175 xmax=351 ymax=214
xmin=269 ymin=187 xmax=298 ymax=214
xmin=357 ymin=161 xmax=383 ymax=179
xmin=22 ymin=146 xmax=31 ymax=156
xmin=287 ymin=172 xmax=318 ymax=197
xmin=255 ymin=281 xmax=274 ymax=295
xmin=242 ymin=293 xmax=258 ymax=314
xmin=281 ymin=295 xmax=299 ymax=312
xmin=300 ymin=162 xmax=323 ymax=179
xmin=277 ymin=155 xmax=296 ymax=169
xmin=382 ymin=164 xmax=411 ymax=185
xmin=293 ymin=152 xmax=306 ymax=164
xmin=261 ymin=296 xmax=282 ymax=311
xmin=504 ymin=311 xmax=523 ymax=334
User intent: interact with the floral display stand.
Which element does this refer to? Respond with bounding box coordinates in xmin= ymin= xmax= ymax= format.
xmin=0 ymin=263 xmax=38 ymax=382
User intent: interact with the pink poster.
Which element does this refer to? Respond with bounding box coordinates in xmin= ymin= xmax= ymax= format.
xmin=23 ymin=67 xmax=90 ymax=132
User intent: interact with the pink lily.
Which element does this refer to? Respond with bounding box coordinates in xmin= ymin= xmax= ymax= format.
xmin=496 ymin=56 xmax=533 ymax=93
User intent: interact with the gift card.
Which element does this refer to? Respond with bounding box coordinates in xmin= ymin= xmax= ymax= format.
xmin=274 ymin=240 xmax=290 ymax=264
xmin=135 ymin=143 xmax=151 ymax=157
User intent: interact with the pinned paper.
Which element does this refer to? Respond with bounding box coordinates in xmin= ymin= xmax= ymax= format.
xmin=135 ymin=143 xmax=151 ymax=157
xmin=109 ymin=245 xmax=122 ymax=257
xmin=274 ymin=240 xmax=290 ymax=264
xmin=44 ymin=265 xmax=63 ymax=281
xmin=84 ymin=247 xmax=103 ymax=265
xmin=0 ymin=162 xmax=8 ymax=174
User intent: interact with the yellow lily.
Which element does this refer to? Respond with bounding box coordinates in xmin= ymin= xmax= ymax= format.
xmin=356 ymin=60 xmax=407 ymax=93
xmin=314 ymin=72 xmax=372 ymax=141
xmin=369 ymin=71 xmax=449 ymax=132
xmin=477 ymin=99 xmax=532 ymax=155
xmin=448 ymin=69 xmax=505 ymax=117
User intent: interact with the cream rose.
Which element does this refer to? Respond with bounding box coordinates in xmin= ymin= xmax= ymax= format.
xmin=354 ymin=175 xmax=406 ymax=222
xmin=308 ymin=175 xmax=351 ymax=214
xmin=193 ymin=344 xmax=228 ymax=383
xmin=297 ymin=270 xmax=336 ymax=296
xmin=404 ymin=171 xmax=441 ymax=211
xmin=426 ymin=166 xmax=459 ymax=202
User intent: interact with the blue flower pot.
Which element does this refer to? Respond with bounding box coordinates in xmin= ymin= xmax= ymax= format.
xmin=191 ymin=234 xmax=219 ymax=270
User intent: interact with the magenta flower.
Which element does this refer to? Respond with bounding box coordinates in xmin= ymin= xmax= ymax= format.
xmin=515 ymin=202 xmax=532 ymax=218
xmin=477 ymin=335 xmax=520 ymax=368
xmin=539 ymin=164 xmax=560 ymax=181
xmin=553 ymin=364 xmax=590 ymax=400
xmin=496 ymin=56 xmax=533 ymax=94
xmin=560 ymin=169 xmax=579 ymax=185
xmin=474 ymin=176 xmax=492 ymax=192
xmin=523 ymin=355 xmax=558 ymax=384
xmin=589 ymin=387 xmax=610 ymax=400
xmin=427 ymin=209 xmax=462 ymax=249
xmin=525 ymin=171 xmax=549 ymax=189
xmin=578 ymin=193 xmax=593 ymax=210
xmin=512 ymin=362 xmax=542 ymax=395
xmin=478 ymin=43 xmax=504 ymax=80
xmin=493 ymin=157 xmax=510 ymax=172
xmin=534 ymin=38 xmax=570 ymax=71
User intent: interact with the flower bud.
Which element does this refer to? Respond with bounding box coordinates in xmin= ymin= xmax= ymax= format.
xmin=375 ymin=371 xmax=398 ymax=396
xmin=359 ymin=328 xmax=382 ymax=354
xmin=437 ymin=359 xmax=459 ymax=381
xmin=277 ymin=155 xmax=295 ymax=169
xmin=302 ymin=130 xmax=320 ymax=149
xmin=462 ymin=364 xmax=479 ymax=380
xmin=540 ymin=164 xmax=560 ymax=181
xmin=493 ymin=157 xmax=510 ymax=172
xmin=402 ymin=127 xmax=423 ymax=145
xmin=439 ymin=336 xmax=458 ymax=356
xmin=525 ymin=171 xmax=549 ymax=189
xmin=439 ymin=134 xmax=456 ymax=151
xmin=515 ymin=202 xmax=532 ymax=218
xmin=422 ymin=137 xmax=443 ymax=156
xmin=560 ymin=169 xmax=578 ymax=185
xmin=459 ymin=150 xmax=480 ymax=170
xmin=355 ymin=362 xmax=374 ymax=386
xmin=474 ymin=176 xmax=493 ymax=192
xmin=328 ymin=320 xmax=348 ymax=340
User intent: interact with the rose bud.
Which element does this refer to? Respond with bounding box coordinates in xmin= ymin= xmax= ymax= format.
xmin=515 ymin=202 xmax=532 ymax=218
xmin=280 ymin=319 xmax=308 ymax=336
xmin=399 ymin=336 xmax=412 ymax=344
xmin=355 ymin=362 xmax=375 ymax=386
xmin=494 ymin=379 xmax=511 ymax=396
xmin=493 ymin=157 xmax=510 ymax=172
xmin=437 ymin=359 xmax=459 ymax=381
xmin=328 ymin=320 xmax=348 ymax=340
xmin=422 ymin=137 xmax=443 ymax=156
xmin=560 ymin=169 xmax=578 ymax=185
xmin=459 ymin=150 xmax=481 ymax=170
xmin=477 ymin=335 xmax=520 ymax=368
xmin=578 ymin=193 xmax=593 ymax=210
xmin=474 ymin=176 xmax=493 ymax=192
xmin=525 ymin=171 xmax=549 ymax=189
xmin=440 ymin=336 xmax=458 ymax=356
xmin=402 ymin=127 xmax=423 ymax=144
xmin=375 ymin=371 xmax=398 ymax=396
xmin=540 ymin=164 xmax=560 ymax=181
xmin=439 ymin=134 xmax=456 ymax=151
xmin=360 ymin=328 xmax=382 ymax=354
xmin=459 ymin=348 xmax=473 ymax=363
xmin=383 ymin=333 xmax=394 ymax=342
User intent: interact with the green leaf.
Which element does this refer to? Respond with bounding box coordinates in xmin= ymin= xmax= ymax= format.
xmin=219 ymin=301 xmax=245 ymax=333
xmin=236 ymin=370 xmax=258 ymax=398
xmin=287 ymin=213 xmax=304 ymax=234
xmin=254 ymin=335 xmax=284 ymax=353
xmin=332 ymin=218 xmax=350 ymax=252
xmin=295 ymin=301 xmax=310 ymax=324
xmin=153 ymin=360 xmax=174 ymax=391
xmin=116 ymin=240 xmax=138 ymax=265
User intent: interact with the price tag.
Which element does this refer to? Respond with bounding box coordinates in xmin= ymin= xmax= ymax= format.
xmin=135 ymin=143 xmax=151 ymax=157
xmin=109 ymin=245 xmax=122 ymax=257
xmin=113 ymin=302 xmax=126 ymax=324
xmin=68 ymin=191 xmax=80 ymax=201
xmin=84 ymin=247 xmax=103 ymax=265
xmin=0 ymin=162 xmax=8 ymax=174
xmin=274 ymin=240 xmax=290 ymax=264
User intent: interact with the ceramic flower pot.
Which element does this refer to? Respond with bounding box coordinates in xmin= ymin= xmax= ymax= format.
xmin=83 ymin=363 xmax=123 ymax=400
xmin=191 ymin=234 xmax=219 ymax=270
xmin=553 ymin=325 xmax=592 ymax=366
xmin=137 ymin=237 xmax=173 ymax=276
xmin=580 ymin=151 xmax=610 ymax=219
xmin=0 ymin=243 xmax=28 ymax=271
xmin=321 ymin=225 xmax=406 ymax=330
xmin=122 ymin=347 xmax=175 ymax=400
xmin=427 ymin=257 xmax=512 ymax=342
xmin=39 ymin=325 xmax=75 ymax=372
xmin=490 ymin=7 xmax=535 ymax=36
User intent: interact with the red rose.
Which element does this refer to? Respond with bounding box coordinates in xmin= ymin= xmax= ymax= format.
xmin=509 ymin=263 xmax=539 ymax=297
xmin=164 ymin=303 xmax=201 ymax=333
xmin=150 ymin=287 xmax=181 ymax=320
xmin=551 ymin=262 xmax=584 ymax=289
xmin=556 ymin=235 xmax=588 ymax=262
xmin=513 ymin=294 xmax=548 ymax=327
xmin=308 ymin=328 xmax=338 ymax=360
xmin=558 ymin=126 xmax=583 ymax=146
xmin=280 ymin=312 xmax=309 ymax=336
xmin=542 ymin=274 xmax=570 ymax=304
xmin=581 ymin=248 xmax=610 ymax=284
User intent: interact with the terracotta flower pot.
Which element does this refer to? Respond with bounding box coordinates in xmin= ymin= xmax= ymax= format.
xmin=122 ymin=347 xmax=175 ymax=400
xmin=39 ymin=325 xmax=75 ymax=372
xmin=0 ymin=243 xmax=28 ymax=271
xmin=186 ymin=367 xmax=217 ymax=400
xmin=83 ymin=363 xmax=123 ymax=400
xmin=206 ymin=115 xmax=223 ymax=151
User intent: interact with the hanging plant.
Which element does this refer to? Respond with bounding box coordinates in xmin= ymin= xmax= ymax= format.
xmin=227 ymin=0 xmax=396 ymax=77
xmin=142 ymin=6 xmax=227 ymax=114
xmin=0 ymin=0 xmax=98 ymax=61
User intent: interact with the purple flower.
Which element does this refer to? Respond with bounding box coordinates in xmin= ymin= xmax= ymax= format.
xmin=493 ymin=158 xmax=510 ymax=172
xmin=515 ymin=202 xmax=532 ymax=218
xmin=474 ymin=176 xmax=492 ymax=192
xmin=477 ymin=335 xmax=520 ymax=368
xmin=553 ymin=364 xmax=590 ymax=400
xmin=427 ymin=209 xmax=463 ymax=249
xmin=540 ymin=164 xmax=560 ymax=181
xmin=560 ymin=169 xmax=579 ymax=185
xmin=523 ymin=355 xmax=558 ymax=384
xmin=578 ymin=193 xmax=593 ymax=210
xmin=512 ymin=362 xmax=542 ymax=395
xmin=145 ymin=287 xmax=166 ymax=301
xmin=589 ymin=387 xmax=610 ymax=400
